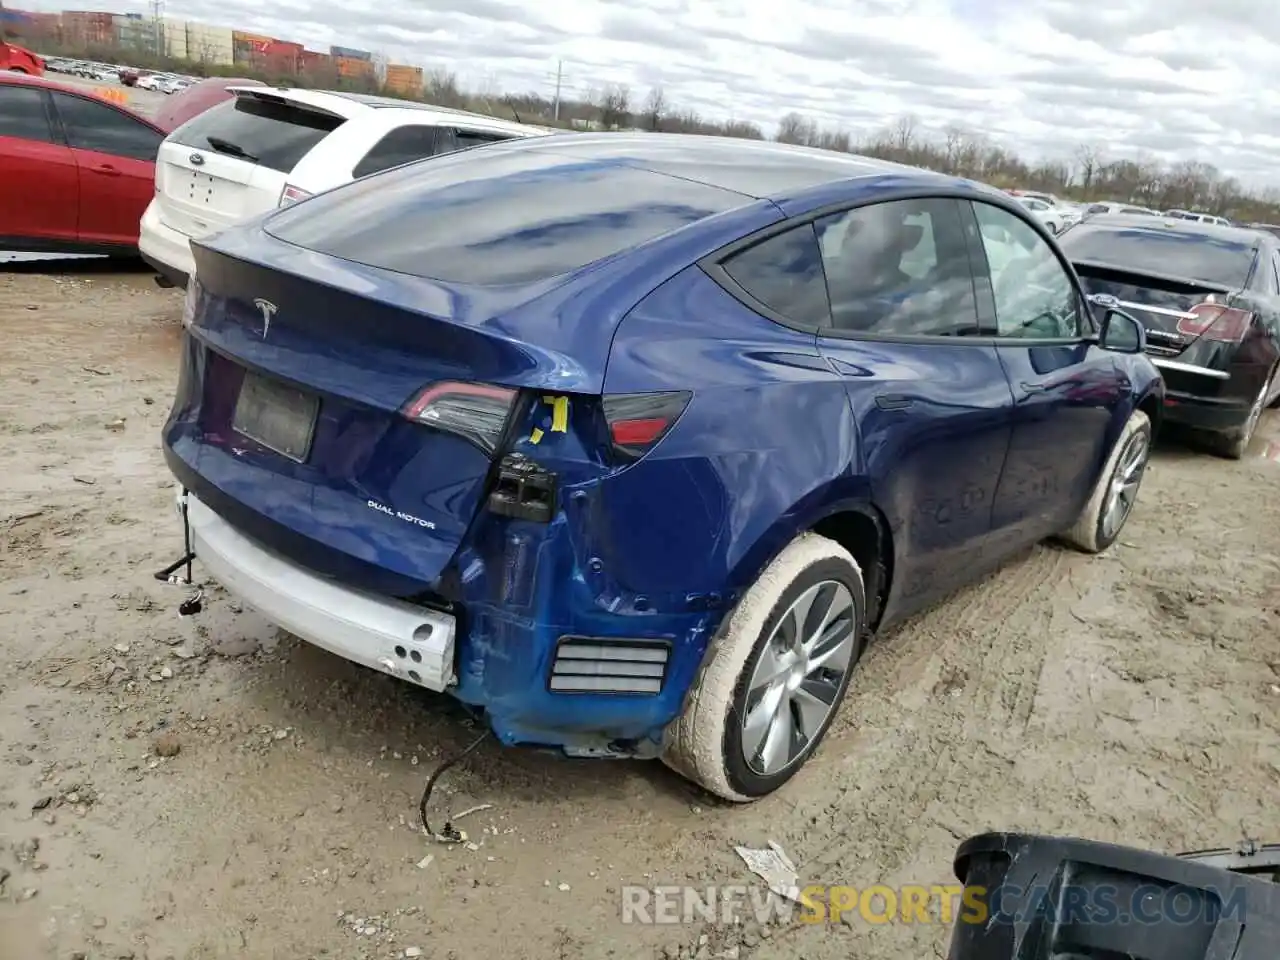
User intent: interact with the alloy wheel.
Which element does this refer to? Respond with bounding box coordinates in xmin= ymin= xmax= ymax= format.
xmin=1100 ymin=430 xmax=1150 ymax=540
xmin=741 ymin=580 xmax=857 ymax=776
xmin=1241 ymin=374 xmax=1272 ymax=448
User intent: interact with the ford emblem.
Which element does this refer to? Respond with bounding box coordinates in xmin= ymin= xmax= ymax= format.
xmin=189 ymin=152 xmax=205 ymax=166
xmin=1087 ymin=293 xmax=1118 ymax=308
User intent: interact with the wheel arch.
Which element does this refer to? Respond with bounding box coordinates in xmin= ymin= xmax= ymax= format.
xmin=1136 ymin=387 xmax=1163 ymax=442
xmin=725 ymin=490 xmax=895 ymax=633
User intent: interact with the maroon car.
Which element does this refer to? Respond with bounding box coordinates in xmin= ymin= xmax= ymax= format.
xmin=152 ymin=76 xmax=266 ymax=132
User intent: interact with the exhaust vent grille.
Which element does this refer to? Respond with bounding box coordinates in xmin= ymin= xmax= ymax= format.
xmin=548 ymin=637 xmax=671 ymax=695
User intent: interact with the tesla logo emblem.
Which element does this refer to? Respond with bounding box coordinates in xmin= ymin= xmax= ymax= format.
xmin=252 ymin=298 xmax=277 ymax=338
xmin=189 ymin=152 xmax=205 ymax=166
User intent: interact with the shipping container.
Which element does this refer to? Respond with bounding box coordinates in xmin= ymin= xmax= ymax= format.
xmin=258 ymin=39 xmax=302 ymax=73
xmin=162 ymin=18 xmax=188 ymax=60
xmin=114 ymin=16 xmax=162 ymax=54
xmin=330 ymin=44 xmax=371 ymax=61
xmin=334 ymin=55 xmax=374 ymax=78
xmin=185 ymin=22 xmax=234 ymax=65
xmin=63 ymin=10 xmax=113 ymax=24
xmin=62 ymin=10 xmax=114 ymax=47
xmin=384 ymin=76 xmax=422 ymax=96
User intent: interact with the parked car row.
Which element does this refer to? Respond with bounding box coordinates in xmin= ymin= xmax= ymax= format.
xmin=0 ymin=72 xmax=549 ymax=265
xmin=43 ymin=56 xmax=116 ymax=80
xmin=4 ymin=77 xmax=1276 ymax=801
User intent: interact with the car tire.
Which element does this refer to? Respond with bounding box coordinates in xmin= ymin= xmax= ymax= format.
xmin=1061 ymin=409 xmax=1151 ymax=553
xmin=662 ymin=532 xmax=866 ymax=802
xmin=1210 ymin=364 xmax=1275 ymax=459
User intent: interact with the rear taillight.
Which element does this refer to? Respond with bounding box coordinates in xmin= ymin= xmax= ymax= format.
xmin=401 ymin=381 xmax=517 ymax=455
xmin=278 ymin=184 xmax=313 ymax=208
xmin=603 ymin=391 xmax=691 ymax=460
xmin=1176 ymin=302 xmax=1253 ymax=342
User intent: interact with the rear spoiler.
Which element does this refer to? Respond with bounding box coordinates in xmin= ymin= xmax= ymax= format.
xmin=1070 ymin=258 xmax=1235 ymax=295
xmin=225 ymin=85 xmax=346 ymax=121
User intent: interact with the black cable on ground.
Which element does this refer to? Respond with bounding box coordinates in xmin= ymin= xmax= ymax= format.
xmin=418 ymin=726 xmax=492 ymax=842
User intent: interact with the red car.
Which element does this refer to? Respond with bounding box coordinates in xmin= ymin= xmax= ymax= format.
xmin=0 ymin=41 xmax=44 ymax=76
xmin=0 ymin=71 xmax=164 ymax=256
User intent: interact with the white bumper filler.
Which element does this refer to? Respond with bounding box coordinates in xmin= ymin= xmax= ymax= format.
xmin=179 ymin=490 xmax=457 ymax=691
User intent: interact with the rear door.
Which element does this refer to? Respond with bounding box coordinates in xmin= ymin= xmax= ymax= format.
xmin=805 ymin=196 xmax=1017 ymax=619
xmin=966 ymin=199 xmax=1126 ymax=540
xmin=156 ymin=92 xmax=347 ymax=239
xmin=0 ymin=82 xmax=79 ymax=244
xmin=48 ymin=91 xmax=161 ymax=246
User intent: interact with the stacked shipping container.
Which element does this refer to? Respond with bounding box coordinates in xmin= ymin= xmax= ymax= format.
xmin=161 ymin=18 xmax=188 ymax=60
xmin=185 ymin=22 xmax=234 ymax=64
xmin=383 ymin=63 xmax=423 ymax=96
xmin=61 ymin=9 xmax=113 ymax=47
xmin=334 ymin=54 xmax=374 ymax=80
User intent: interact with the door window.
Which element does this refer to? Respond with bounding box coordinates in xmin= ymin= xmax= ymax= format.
xmin=719 ymin=224 xmax=830 ymax=329
xmin=971 ymin=201 xmax=1083 ymax=340
xmin=52 ymin=93 xmax=162 ymax=162
xmin=353 ymin=125 xmax=440 ymax=178
xmin=0 ymin=85 xmax=54 ymax=143
xmin=815 ymin=197 xmax=978 ymax=336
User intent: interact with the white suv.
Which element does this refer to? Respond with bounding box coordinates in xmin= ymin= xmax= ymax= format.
xmin=139 ymin=87 xmax=552 ymax=287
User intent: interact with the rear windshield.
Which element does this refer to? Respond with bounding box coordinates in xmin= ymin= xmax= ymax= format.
xmin=263 ymin=146 xmax=745 ymax=285
xmin=1059 ymin=225 xmax=1257 ymax=289
xmin=168 ymin=95 xmax=344 ymax=174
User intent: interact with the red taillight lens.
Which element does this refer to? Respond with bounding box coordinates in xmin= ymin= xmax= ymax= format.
xmin=278 ymin=184 xmax=313 ymax=208
xmin=602 ymin=391 xmax=691 ymax=460
xmin=401 ymin=381 xmax=517 ymax=454
xmin=1176 ymin=302 xmax=1253 ymax=342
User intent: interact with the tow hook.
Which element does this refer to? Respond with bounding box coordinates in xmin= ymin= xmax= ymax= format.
xmin=487 ymin=454 xmax=558 ymax=523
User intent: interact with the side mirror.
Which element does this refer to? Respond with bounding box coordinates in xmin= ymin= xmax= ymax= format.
xmin=1098 ymin=308 xmax=1145 ymax=354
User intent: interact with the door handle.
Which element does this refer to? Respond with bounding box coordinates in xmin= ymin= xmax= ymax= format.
xmin=1020 ymin=381 xmax=1049 ymax=393
xmin=91 ymin=164 xmax=121 ymax=177
xmin=875 ymin=394 xmax=914 ymax=410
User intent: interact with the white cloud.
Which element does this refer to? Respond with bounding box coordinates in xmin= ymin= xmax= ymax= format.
xmin=26 ymin=0 xmax=1280 ymax=187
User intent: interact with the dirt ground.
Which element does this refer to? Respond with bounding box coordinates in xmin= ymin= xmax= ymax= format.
xmin=2 ymin=262 xmax=1279 ymax=960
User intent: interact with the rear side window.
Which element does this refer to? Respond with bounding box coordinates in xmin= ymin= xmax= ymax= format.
xmin=453 ymin=129 xmax=516 ymax=151
xmin=0 ymin=85 xmax=52 ymax=143
xmin=719 ymin=225 xmax=830 ymax=329
xmin=1058 ymin=225 xmax=1257 ymax=289
xmin=353 ymin=124 xmax=440 ymax=178
xmin=815 ymin=197 xmax=979 ymax=336
xmin=169 ymin=96 xmax=344 ymax=174
xmin=265 ymin=148 xmax=745 ymax=285
xmin=52 ymin=93 xmax=161 ymax=162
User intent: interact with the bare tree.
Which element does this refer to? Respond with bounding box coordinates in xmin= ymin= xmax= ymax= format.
xmin=775 ymin=111 xmax=817 ymax=146
xmin=424 ymin=69 xmax=465 ymax=108
xmin=597 ymin=83 xmax=631 ymax=130
xmin=1074 ymin=144 xmax=1103 ymax=192
xmin=891 ymin=115 xmax=918 ymax=153
xmin=642 ymin=86 xmax=666 ymax=132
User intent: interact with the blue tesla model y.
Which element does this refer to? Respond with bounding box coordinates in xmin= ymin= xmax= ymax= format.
xmin=161 ymin=133 xmax=1162 ymax=801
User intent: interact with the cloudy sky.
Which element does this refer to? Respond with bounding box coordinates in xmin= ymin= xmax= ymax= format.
xmin=26 ymin=0 xmax=1280 ymax=188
